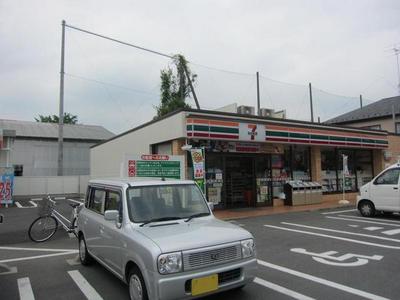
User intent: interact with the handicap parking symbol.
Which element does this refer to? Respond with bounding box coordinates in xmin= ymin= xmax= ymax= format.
xmin=291 ymin=248 xmax=383 ymax=267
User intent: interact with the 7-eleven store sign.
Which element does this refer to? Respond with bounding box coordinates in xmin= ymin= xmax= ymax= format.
xmin=186 ymin=118 xmax=265 ymax=142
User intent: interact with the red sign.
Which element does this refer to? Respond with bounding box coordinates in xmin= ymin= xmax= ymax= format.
xmin=140 ymin=154 xmax=170 ymax=161
xmin=128 ymin=160 xmax=136 ymax=177
xmin=247 ymin=124 xmax=258 ymax=141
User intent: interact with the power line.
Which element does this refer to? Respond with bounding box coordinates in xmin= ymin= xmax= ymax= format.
xmin=65 ymin=24 xmax=173 ymax=59
xmin=64 ymin=73 xmax=158 ymax=97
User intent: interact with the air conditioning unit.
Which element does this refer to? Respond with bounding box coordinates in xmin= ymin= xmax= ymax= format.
xmin=259 ymin=108 xmax=274 ymax=117
xmin=272 ymin=110 xmax=286 ymax=119
xmin=237 ymin=105 xmax=255 ymax=115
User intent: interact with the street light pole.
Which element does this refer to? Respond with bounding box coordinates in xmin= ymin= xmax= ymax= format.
xmin=57 ymin=20 xmax=66 ymax=176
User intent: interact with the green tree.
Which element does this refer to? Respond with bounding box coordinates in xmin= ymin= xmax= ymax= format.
xmin=155 ymin=54 xmax=196 ymax=118
xmin=35 ymin=113 xmax=78 ymax=124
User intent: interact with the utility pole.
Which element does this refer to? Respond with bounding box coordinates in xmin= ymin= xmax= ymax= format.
xmin=309 ymin=83 xmax=314 ymax=123
xmin=183 ymin=65 xmax=200 ymax=109
xmin=57 ymin=20 xmax=66 ymax=176
xmin=394 ymin=47 xmax=400 ymax=96
xmin=359 ymin=95 xmax=363 ymax=109
xmin=256 ymin=72 xmax=260 ymax=116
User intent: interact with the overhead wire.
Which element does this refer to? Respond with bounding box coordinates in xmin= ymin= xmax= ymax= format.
xmin=64 ymin=21 xmax=384 ymax=123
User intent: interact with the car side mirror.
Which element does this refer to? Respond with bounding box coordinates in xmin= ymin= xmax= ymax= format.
xmin=104 ymin=210 xmax=119 ymax=221
xmin=208 ymin=202 xmax=214 ymax=211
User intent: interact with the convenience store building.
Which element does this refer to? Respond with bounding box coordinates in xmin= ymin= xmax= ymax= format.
xmin=90 ymin=108 xmax=389 ymax=209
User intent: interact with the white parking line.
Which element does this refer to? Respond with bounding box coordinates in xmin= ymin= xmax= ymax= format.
xmin=0 ymin=263 xmax=17 ymax=275
xmin=257 ymin=259 xmax=390 ymax=300
xmin=0 ymin=246 xmax=78 ymax=252
xmin=31 ymin=198 xmax=42 ymax=201
xmin=15 ymin=201 xmax=37 ymax=208
xmin=18 ymin=277 xmax=35 ymax=300
xmin=381 ymin=228 xmax=400 ymax=236
xmin=54 ymin=197 xmax=66 ymax=200
xmin=327 ymin=216 xmax=400 ymax=227
xmin=364 ymin=227 xmax=385 ymax=231
xmin=321 ymin=209 xmax=356 ymax=215
xmin=0 ymin=251 xmax=78 ymax=264
xmin=254 ymin=277 xmax=315 ymax=300
xmin=264 ymin=224 xmax=400 ymax=249
xmin=68 ymin=270 xmax=103 ymax=300
xmin=339 ymin=214 xmax=400 ymax=224
xmin=281 ymin=222 xmax=400 ymax=243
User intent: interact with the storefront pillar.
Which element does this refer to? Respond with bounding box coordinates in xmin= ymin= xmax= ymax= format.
xmin=310 ymin=146 xmax=322 ymax=182
xmin=373 ymin=149 xmax=385 ymax=176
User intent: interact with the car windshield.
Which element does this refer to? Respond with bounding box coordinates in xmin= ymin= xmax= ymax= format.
xmin=127 ymin=184 xmax=210 ymax=223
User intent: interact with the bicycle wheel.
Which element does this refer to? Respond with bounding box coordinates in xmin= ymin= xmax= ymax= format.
xmin=28 ymin=216 xmax=58 ymax=242
xmin=70 ymin=217 xmax=78 ymax=237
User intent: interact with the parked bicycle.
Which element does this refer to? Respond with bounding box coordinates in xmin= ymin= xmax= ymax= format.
xmin=28 ymin=195 xmax=83 ymax=242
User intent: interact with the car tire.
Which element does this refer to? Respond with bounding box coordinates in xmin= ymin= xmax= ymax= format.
xmin=128 ymin=267 xmax=148 ymax=300
xmin=79 ymin=235 xmax=93 ymax=265
xmin=359 ymin=201 xmax=375 ymax=217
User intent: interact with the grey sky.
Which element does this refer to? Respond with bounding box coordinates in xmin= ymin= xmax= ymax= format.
xmin=1 ymin=0 xmax=399 ymax=134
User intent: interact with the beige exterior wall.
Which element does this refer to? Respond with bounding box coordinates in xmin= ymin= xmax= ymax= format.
xmin=344 ymin=117 xmax=399 ymax=133
xmin=385 ymin=135 xmax=400 ymax=166
xmin=90 ymin=112 xmax=187 ymax=177
xmin=373 ymin=149 xmax=385 ymax=176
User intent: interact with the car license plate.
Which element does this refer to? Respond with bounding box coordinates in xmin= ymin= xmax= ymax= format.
xmin=191 ymin=274 xmax=218 ymax=296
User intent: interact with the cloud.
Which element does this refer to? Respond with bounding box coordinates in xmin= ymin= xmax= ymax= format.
xmin=1 ymin=0 xmax=400 ymax=133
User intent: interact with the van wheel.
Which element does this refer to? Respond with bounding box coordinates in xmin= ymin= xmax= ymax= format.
xmin=359 ymin=201 xmax=375 ymax=217
xmin=128 ymin=267 xmax=148 ymax=300
xmin=79 ymin=235 xmax=93 ymax=265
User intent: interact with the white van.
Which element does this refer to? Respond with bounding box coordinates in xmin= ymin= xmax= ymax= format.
xmin=357 ymin=163 xmax=400 ymax=217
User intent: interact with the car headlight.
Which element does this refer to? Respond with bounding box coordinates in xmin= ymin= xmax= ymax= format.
xmin=241 ymin=239 xmax=255 ymax=258
xmin=157 ymin=252 xmax=183 ymax=274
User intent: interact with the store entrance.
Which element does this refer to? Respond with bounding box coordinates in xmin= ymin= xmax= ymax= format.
xmin=225 ymin=156 xmax=256 ymax=208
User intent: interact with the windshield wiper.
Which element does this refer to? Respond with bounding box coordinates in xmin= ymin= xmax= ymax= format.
xmin=139 ymin=217 xmax=181 ymax=227
xmin=184 ymin=212 xmax=210 ymax=222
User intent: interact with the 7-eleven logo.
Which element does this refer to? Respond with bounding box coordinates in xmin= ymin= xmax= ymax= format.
xmin=247 ymin=124 xmax=257 ymax=140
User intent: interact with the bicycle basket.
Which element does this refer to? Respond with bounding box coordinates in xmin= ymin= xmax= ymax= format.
xmin=38 ymin=198 xmax=54 ymax=216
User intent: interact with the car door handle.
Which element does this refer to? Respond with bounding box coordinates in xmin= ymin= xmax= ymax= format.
xmin=394 ymin=187 xmax=398 ymax=190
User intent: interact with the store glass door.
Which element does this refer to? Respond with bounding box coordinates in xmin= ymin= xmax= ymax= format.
xmin=225 ymin=156 xmax=255 ymax=208
xmin=255 ymin=156 xmax=272 ymax=206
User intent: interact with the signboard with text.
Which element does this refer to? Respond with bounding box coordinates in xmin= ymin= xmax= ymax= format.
xmin=190 ymin=148 xmax=206 ymax=193
xmin=0 ymin=167 xmax=14 ymax=205
xmin=125 ymin=154 xmax=184 ymax=180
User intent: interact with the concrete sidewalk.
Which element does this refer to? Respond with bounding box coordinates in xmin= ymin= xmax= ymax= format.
xmin=213 ymin=199 xmax=356 ymax=220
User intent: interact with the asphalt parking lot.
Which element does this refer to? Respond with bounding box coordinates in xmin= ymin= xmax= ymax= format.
xmin=1 ymin=197 xmax=399 ymax=300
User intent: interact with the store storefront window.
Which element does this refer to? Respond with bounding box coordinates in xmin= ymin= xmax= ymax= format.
xmin=356 ymin=150 xmax=373 ymax=188
xmin=338 ymin=150 xmax=357 ymax=192
xmin=321 ymin=148 xmax=373 ymax=193
xmin=321 ymin=148 xmax=338 ymax=192
xmin=205 ymin=154 xmax=224 ymax=208
xmin=255 ymin=156 xmax=271 ymax=205
xmin=292 ymin=146 xmax=311 ymax=181
xmin=271 ymin=154 xmax=289 ymax=199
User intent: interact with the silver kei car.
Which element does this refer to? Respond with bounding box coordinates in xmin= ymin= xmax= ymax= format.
xmin=77 ymin=178 xmax=257 ymax=300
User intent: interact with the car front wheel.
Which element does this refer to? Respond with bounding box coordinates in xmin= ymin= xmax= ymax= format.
xmin=359 ymin=201 xmax=375 ymax=217
xmin=128 ymin=267 xmax=148 ymax=300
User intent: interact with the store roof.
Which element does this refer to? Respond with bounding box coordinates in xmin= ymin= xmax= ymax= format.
xmin=325 ymin=95 xmax=400 ymax=124
xmin=0 ymin=119 xmax=114 ymax=141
